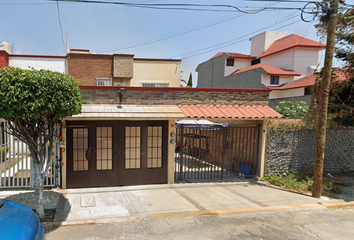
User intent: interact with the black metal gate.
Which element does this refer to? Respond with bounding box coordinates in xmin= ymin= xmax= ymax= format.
xmin=175 ymin=125 xmax=260 ymax=181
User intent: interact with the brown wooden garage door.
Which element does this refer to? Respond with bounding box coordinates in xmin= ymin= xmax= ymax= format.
xmin=66 ymin=120 xmax=168 ymax=188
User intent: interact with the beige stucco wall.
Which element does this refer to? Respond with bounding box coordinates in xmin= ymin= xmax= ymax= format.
xmin=130 ymin=60 xmax=181 ymax=87
xmin=269 ymin=88 xmax=304 ymax=99
xmin=168 ymin=120 xmax=176 ymax=184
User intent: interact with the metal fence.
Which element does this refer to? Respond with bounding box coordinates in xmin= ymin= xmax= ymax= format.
xmin=0 ymin=121 xmax=58 ymax=189
xmin=175 ymin=125 xmax=260 ymax=181
xmin=265 ymin=128 xmax=354 ymax=175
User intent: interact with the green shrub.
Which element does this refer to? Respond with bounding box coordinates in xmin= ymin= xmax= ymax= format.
xmin=262 ymin=170 xmax=341 ymax=196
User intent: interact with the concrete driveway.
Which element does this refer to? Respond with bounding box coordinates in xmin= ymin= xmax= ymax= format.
xmin=1 ymin=178 xmax=352 ymax=226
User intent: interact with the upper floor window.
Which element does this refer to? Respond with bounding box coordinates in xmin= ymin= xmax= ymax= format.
xmin=270 ymin=75 xmax=279 ymax=85
xmin=305 ymin=87 xmax=312 ymax=95
xmin=142 ymin=83 xmax=169 ymax=87
xmin=97 ymin=78 xmax=112 ymax=86
xmin=226 ymin=59 xmax=234 ymax=66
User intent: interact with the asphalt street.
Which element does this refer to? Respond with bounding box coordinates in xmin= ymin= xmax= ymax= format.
xmin=45 ymin=206 xmax=354 ymax=240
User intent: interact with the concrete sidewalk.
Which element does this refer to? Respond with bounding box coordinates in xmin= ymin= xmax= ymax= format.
xmin=0 ymin=179 xmax=351 ymax=226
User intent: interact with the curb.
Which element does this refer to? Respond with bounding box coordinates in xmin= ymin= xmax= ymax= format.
xmin=42 ymin=201 xmax=354 ymax=228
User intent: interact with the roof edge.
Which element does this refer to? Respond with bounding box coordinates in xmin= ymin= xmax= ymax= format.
xmin=80 ymin=86 xmax=272 ymax=93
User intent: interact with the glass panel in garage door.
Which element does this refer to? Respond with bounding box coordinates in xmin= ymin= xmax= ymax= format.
xmin=73 ymin=128 xmax=89 ymax=172
xmin=147 ymin=126 xmax=162 ymax=168
xmin=125 ymin=126 xmax=141 ymax=169
xmin=96 ymin=127 xmax=113 ymax=171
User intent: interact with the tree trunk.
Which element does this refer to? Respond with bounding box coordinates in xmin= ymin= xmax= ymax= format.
xmin=33 ymin=162 xmax=45 ymax=220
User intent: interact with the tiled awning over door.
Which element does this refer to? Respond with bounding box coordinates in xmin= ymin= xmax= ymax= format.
xmin=65 ymin=104 xmax=185 ymax=120
xmin=178 ymin=105 xmax=283 ymax=119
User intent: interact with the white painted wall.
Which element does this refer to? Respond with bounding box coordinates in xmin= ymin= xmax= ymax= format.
xmin=224 ymin=58 xmax=252 ymax=77
xmin=269 ymin=88 xmax=304 ymax=99
xmin=261 ymin=74 xmax=294 ymax=86
xmin=130 ymin=60 xmax=181 ymax=87
xmin=9 ymin=57 xmax=66 ymax=73
xmin=261 ymin=49 xmax=296 ymax=71
xmin=294 ymin=48 xmax=322 ymax=76
xmin=261 ymin=48 xmax=322 ymax=77
xmin=250 ymin=31 xmax=287 ymax=58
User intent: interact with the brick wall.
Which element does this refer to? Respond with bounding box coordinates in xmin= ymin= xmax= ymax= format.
xmin=68 ymin=54 xmax=113 ymax=86
xmin=81 ymin=89 xmax=269 ymax=105
xmin=0 ymin=51 xmax=9 ymax=68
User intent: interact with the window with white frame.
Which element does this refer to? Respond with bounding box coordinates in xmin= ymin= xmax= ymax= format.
xmin=270 ymin=75 xmax=280 ymax=85
xmin=142 ymin=83 xmax=169 ymax=87
xmin=97 ymin=78 xmax=112 ymax=86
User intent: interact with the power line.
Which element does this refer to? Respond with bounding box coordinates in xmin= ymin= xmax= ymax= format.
xmin=92 ymin=1 xmax=297 ymax=53
xmin=56 ymin=0 xmax=66 ymax=48
xmin=240 ymin=0 xmax=313 ymax=2
xmin=46 ymin=0 xmax=305 ymax=13
xmin=96 ymin=13 xmax=245 ymax=53
xmin=170 ymin=14 xmax=301 ymax=60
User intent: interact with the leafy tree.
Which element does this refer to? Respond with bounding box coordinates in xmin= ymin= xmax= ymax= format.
xmin=187 ymin=73 xmax=193 ymax=88
xmin=311 ymin=4 xmax=354 ymax=126
xmin=273 ymin=101 xmax=309 ymax=119
xmin=310 ymin=73 xmax=354 ymax=126
xmin=316 ymin=4 xmax=354 ymax=70
xmin=0 ymin=67 xmax=81 ymax=220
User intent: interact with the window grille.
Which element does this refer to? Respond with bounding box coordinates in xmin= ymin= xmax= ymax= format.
xmin=97 ymin=78 xmax=112 ymax=86
xmin=142 ymin=83 xmax=169 ymax=87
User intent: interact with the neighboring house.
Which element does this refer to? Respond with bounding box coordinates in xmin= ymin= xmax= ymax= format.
xmin=196 ymin=31 xmax=326 ymax=106
xmin=67 ymin=49 xmax=181 ymax=87
xmin=0 ymin=42 xmax=65 ymax=154
xmin=0 ymin=42 xmax=66 ymax=72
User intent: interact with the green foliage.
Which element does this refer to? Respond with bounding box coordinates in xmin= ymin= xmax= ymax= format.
xmin=262 ymin=169 xmax=341 ymax=196
xmin=0 ymin=67 xmax=81 ymax=120
xmin=328 ymin=78 xmax=354 ymax=126
xmin=310 ymin=73 xmax=354 ymax=126
xmin=1 ymin=147 xmax=8 ymax=161
xmin=316 ymin=4 xmax=354 ymax=70
xmin=187 ymin=73 xmax=193 ymax=88
xmin=273 ymin=101 xmax=309 ymax=119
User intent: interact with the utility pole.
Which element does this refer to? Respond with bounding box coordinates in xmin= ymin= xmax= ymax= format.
xmin=312 ymin=0 xmax=339 ymax=198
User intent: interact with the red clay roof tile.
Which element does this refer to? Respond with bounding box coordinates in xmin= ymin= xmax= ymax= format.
xmin=267 ymin=74 xmax=316 ymax=90
xmin=231 ymin=63 xmax=301 ymax=76
xmin=267 ymin=69 xmax=349 ymax=91
xmin=178 ymin=105 xmax=283 ymax=119
xmin=210 ymin=52 xmax=255 ymax=60
xmin=259 ymin=34 xmax=326 ymax=58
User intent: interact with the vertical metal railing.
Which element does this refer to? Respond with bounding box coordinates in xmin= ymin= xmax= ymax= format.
xmin=175 ymin=125 xmax=259 ymax=182
xmin=0 ymin=121 xmax=57 ymax=189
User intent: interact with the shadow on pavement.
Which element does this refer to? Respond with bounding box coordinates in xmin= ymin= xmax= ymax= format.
xmin=332 ymin=174 xmax=354 ymax=201
xmin=4 ymin=190 xmax=71 ymax=233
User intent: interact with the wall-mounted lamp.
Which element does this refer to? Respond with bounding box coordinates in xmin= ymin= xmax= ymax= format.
xmin=117 ymin=88 xmax=127 ymax=109
xmin=170 ymin=132 xmax=176 ymax=138
xmin=170 ymin=139 xmax=176 ymax=144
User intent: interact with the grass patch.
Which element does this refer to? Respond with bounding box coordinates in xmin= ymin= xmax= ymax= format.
xmin=261 ymin=170 xmax=341 ymax=197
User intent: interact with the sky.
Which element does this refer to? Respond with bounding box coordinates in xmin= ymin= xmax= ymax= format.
xmin=1 ymin=0 xmax=350 ymax=86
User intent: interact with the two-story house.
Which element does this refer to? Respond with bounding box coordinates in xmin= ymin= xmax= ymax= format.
xmin=196 ymin=31 xmax=326 ymax=106
xmin=67 ymin=49 xmax=181 ymax=87
xmin=1 ymin=41 xmax=283 ymax=190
